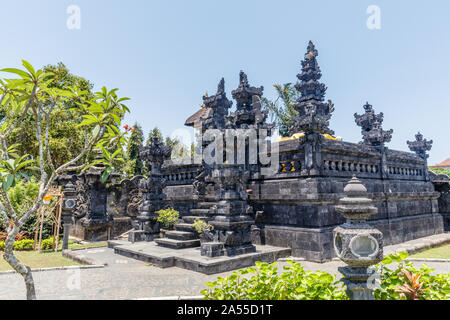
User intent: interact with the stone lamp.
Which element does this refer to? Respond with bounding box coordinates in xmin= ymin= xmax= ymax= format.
xmin=333 ymin=176 xmax=383 ymax=300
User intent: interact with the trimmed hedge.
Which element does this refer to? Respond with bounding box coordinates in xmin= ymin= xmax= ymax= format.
xmin=0 ymin=238 xmax=55 ymax=251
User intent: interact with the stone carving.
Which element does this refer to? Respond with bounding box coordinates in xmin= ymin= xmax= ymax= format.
xmin=201 ymin=78 xmax=233 ymax=130
xmin=407 ymin=132 xmax=433 ymax=159
xmin=130 ymin=135 xmax=172 ymax=242
xmin=354 ymin=102 xmax=393 ymax=147
xmin=333 ymin=176 xmax=383 ymax=300
xmin=227 ymin=70 xmax=274 ymax=132
xmin=192 ymin=167 xmax=206 ymax=199
xmin=290 ymin=41 xmax=335 ymax=135
xmin=74 ymin=179 xmax=90 ymax=219
xmin=201 ymin=164 xmax=256 ymax=257
xmin=114 ymin=175 xmax=145 ymax=217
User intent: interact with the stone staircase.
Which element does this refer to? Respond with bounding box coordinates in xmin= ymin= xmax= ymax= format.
xmin=155 ymin=202 xmax=213 ymax=249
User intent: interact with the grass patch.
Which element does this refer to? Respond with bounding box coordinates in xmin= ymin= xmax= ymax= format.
xmin=0 ymin=251 xmax=81 ymax=271
xmin=0 ymin=239 xmax=107 ymax=271
xmin=410 ymin=243 xmax=450 ymax=259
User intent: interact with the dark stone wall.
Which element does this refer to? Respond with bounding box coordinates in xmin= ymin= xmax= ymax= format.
xmin=161 ymin=138 xmax=444 ymax=262
xmin=435 ymin=182 xmax=450 ymax=231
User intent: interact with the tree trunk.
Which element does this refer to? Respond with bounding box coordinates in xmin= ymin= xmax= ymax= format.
xmin=3 ymin=229 xmax=37 ymax=300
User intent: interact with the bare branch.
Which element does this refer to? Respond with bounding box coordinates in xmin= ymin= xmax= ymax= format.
xmin=44 ymin=99 xmax=56 ymax=173
xmin=0 ymin=203 xmax=11 ymax=231
xmin=0 ymin=190 xmax=18 ymax=223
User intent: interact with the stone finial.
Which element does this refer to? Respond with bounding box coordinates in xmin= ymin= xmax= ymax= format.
xmin=140 ymin=135 xmax=172 ymax=174
xmin=227 ymin=70 xmax=272 ymax=131
xmin=290 ymin=41 xmax=334 ymax=136
xmin=335 ymin=176 xmax=378 ymax=223
xmin=231 ymin=70 xmax=263 ymax=111
xmin=201 ymin=78 xmax=233 ymax=130
xmin=354 ymin=102 xmax=393 ymax=147
xmin=407 ymin=132 xmax=433 ymax=159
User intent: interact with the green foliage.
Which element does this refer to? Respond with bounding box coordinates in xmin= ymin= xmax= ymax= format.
xmin=374 ymin=252 xmax=450 ymax=300
xmin=192 ymin=218 xmax=213 ymax=234
xmin=0 ymin=178 xmax=53 ymax=238
xmin=155 ymin=208 xmax=179 ymax=228
xmin=1 ymin=63 xmax=91 ymax=173
xmin=127 ymin=123 xmax=144 ymax=176
xmin=146 ymin=127 xmax=163 ymax=144
xmin=0 ymin=237 xmax=55 ymax=251
xmin=429 ymin=167 xmax=450 ymax=177
xmin=6 ymin=177 xmax=39 ymax=216
xmin=202 ymin=261 xmax=347 ymax=300
xmin=261 ymin=83 xmax=300 ymax=137
xmin=0 ymin=152 xmax=36 ymax=191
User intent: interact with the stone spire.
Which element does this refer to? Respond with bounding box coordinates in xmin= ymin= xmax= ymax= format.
xmin=140 ymin=135 xmax=173 ymax=174
xmin=407 ymin=132 xmax=433 ymax=159
xmin=231 ymin=70 xmax=263 ymax=111
xmin=290 ymin=41 xmax=335 ymax=135
xmin=354 ymin=102 xmax=393 ymax=147
xmin=227 ymin=70 xmax=274 ymax=131
xmin=201 ymin=78 xmax=233 ymax=130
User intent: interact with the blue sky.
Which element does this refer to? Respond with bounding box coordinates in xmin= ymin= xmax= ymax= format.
xmin=1 ymin=0 xmax=449 ymax=164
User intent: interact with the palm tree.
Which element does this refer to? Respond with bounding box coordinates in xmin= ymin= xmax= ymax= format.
xmin=261 ymin=83 xmax=299 ymax=137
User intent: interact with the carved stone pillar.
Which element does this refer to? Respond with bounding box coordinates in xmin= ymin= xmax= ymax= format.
xmin=61 ymin=181 xmax=77 ymax=250
xmin=201 ymin=164 xmax=255 ymax=257
xmin=129 ymin=135 xmax=172 ymax=242
xmin=333 ymin=176 xmax=383 ymax=300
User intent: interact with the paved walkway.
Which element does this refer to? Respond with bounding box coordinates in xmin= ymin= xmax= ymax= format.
xmin=0 ymin=243 xmax=449 ymax=300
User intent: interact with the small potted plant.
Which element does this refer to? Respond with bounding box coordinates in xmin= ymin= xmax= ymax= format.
xmin=192 ymin=218 xmax=214 ymax=243
xmin=155 ymin=208 xmax=180 ymax=237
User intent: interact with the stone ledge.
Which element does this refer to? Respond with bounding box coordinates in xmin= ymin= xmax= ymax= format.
xmin=0 ymin=264 xmax=104 ymax=276
xmin=112 ymin=241 xmax=291 ymax=274
xmin=62 ymin=249 xmax=108 ymax=266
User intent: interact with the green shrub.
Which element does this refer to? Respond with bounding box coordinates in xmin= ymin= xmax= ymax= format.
xmin=192 ymin=218 xmax=213 ymax=234
xmin=41 ymin=238 xmax=55 ymax=250
xmin=202 ymin=261 xmax=348 ymax=300
xmin=374 ymin=252 xmax=450 ymax=300
xmin=6 ymin=178 xmax=39 ymax=215
xmin=155 ymin=208 xmax=179 ymax=228
xmin=429 ymin=167 xmax=450 ymax=176
xmin=0 ymin=238 xmax=57 ymax=251
xmin=0 ymin=178 xmax=55 ymax=239
xmin=12 ymin=239 xmax=34 ymax=251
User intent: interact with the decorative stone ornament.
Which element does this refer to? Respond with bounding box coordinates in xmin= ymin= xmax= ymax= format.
xmin=407 ymin=132 xmax=433 ymax=160
xmin=333 ymin=176 xmax=383 ymax=300
xmin=290 ymin=41 xmax=335 ymax=136
xmin=354 ymin=102 xmax=393 ymax=147
xmin=61 ymin=181 xmax=77 ymax=250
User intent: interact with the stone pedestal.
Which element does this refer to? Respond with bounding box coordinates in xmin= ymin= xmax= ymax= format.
xmin=339 ymin=266 xmax=377 ymax=300
xmin=333 ymin=176 xmax=383 ymax=300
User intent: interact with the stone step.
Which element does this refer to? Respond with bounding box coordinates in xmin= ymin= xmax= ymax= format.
xmin=175 ymin=223 xmax=196 ymax=232
xmin=190 ymin=208 xmax=210 ymax=216
xmin=198 ymin=202 xmax=215 ymax=209
xmin=182 ymin=216 xmax=208 ymax=223
xmin=155 ymin=238 xmax=200 ymax=249
xmin=165 ymin=230 xmax=198 ymax=241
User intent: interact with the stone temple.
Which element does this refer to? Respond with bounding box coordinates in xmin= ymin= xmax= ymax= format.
xmin=58 ymin=41 xmax=449 ymax=273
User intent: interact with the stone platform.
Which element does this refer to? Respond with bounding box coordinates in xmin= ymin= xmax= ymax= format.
xmin=108 ymin=240 xmax=291 ymax=274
